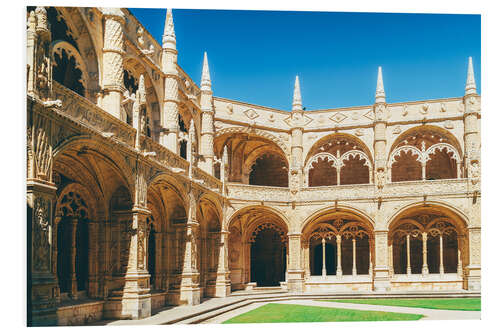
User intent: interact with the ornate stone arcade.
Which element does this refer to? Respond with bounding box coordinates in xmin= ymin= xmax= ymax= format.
xmin=26 ymin=6 xmax=480 ymax=326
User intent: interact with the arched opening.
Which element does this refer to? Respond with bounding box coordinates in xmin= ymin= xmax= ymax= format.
xmin=311 ymin=241 xmax=335 ymax=275
xmin=214 ymin=132 xmax=288 ymax=186
xmin=305 ymin=134 xmax=373 ymax=187
xmin=426 ymin=149 xmax=457 ymax=180
xmin=308 ymin=157 xmax=337 ymax=187
xmin=250 ymin=226 xmax=286 ymax=286
xmin=52 ymin=48 xmax=85 ymax=96
xmin=179 ymin=114 xmax=188 ymax=159
xmin=56 ymin=190 xmax=90 ymax=297
xmin=340 ymin=154 xmax=370 ymax=185
xmin=227 ymin=206 xmax=289 ymax=290
xmin=389 ymin=126 xmax=462 ymax=182
xmin=391 ymin=150 xmax=422 ymax=182
xmin=302 ymin=208 xmax=374 ymax=279
xmin=249 ymin=153 xmax=288 ymax=187
xmin=389 ymin=205 xmax=467 ymax=280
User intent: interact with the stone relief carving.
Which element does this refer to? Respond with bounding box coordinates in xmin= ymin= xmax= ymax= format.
xmin=33 ymin=197 xmax=51 ymax=272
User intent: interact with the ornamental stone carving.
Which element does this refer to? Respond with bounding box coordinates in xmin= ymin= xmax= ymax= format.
xmin=33 ymin=196 xmax=51 ymax=272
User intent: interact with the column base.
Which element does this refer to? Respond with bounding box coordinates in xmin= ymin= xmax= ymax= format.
xmin=104 ymin=292 xmax=151 ymax=320
xmin=465 ymin=265 xmax=481 ymax=291
xmin=29 ymin=273 xmax=58 ymax=326
xmin=287 ymin=270 xmax=304 ymax=292
xmin=373 ymin=266 xmax=391 ymax=291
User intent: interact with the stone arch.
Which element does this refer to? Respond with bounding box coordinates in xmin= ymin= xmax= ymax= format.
xmin=147 ymin=173 xmax=189 ymax=212
xmin=387 ymin=201 xmax=470 ymax=232
xmin=51 ymin=40 xmax=88 ymax=97
xmin=301 ymin=205 xmax=375 ymax=234
xmin=215 ymin=127 xmax=288 ymax=157
xmin=387 ymin=202 xmax=468 ymax=277
xmin=301 ymin=206 xmax=375 ymax=277
xmin=388 ymin=125 xmax=463 ymax=181
xmin=225 ymin=205 xmax=291 ymax=232
xmin=304 ymin=133 xmax=373 ymax=187
xmin=122 ymin=56 xmax=161 ymax=139
xmin=304 ymin=132 xmax=373 ymax=166
xmin=53 ymin=135 xmax=134 ymax=192
xmin=55 ymin=182 xmax=99 ymax=221
xmin=47 ymin=7 xmax=101 ymax=102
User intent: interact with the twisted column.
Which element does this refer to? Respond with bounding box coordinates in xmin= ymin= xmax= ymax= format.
xmin=422 ymin=232 xmax=429 ymax=276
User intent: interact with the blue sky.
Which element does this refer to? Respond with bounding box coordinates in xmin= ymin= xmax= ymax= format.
xmin=130 ymin=8 xmax=480 ymax=110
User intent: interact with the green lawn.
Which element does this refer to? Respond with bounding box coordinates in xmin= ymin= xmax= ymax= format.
xmin=223 ymin=303 xmax=423 ymax=324
xmin=324 ymin=298 xmax=481 ymax=311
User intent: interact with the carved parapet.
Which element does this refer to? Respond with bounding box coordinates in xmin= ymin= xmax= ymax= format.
xmin=52 ymin=82 xmax=136 ymax=146
xmin=226 ymin=183 xmax=291 ymax=202
xmin=140 ymin=135 xmax=189 ymax=171
xmin=193 ymin=167 xmax=222 ymax=193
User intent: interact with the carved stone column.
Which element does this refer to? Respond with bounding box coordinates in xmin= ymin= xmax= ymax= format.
xmin=336 ymin=235 xmax=343 ymax=277
xmin=179 ymin=187 xmax=201 ymax=305
xmin=406 ymin=234 xmax=411 ymax=276
xmin=373 ymin=230 xmax=391 ymax=291
xmin=101 ymin=8 xmax=125 ymax=120
xmin=439 ymin=234 xmax=445 ymax=277
xmin=287 ymin=233 xmax=304 ymax=292
xmin=466 ymin=227 xmax=481 ymax=290
xmin=321 ymin=238 xmax=326 ymax=278
xmin=304 ymin=240 xmax=311 ymax=279
xmin=27 ymin=97 xmax=58 ymax=326
xmin=28 ymin=180 xmax=58 ymax=326
xmin=421 ymin=232 xmax=429 ymax=276
xmin=69 ymin=218 xmax=78 ymax=299
xmin=215 ymin=229 xmax=231 ymax=297
xmin=87 ymin=221 xmax=99 ymax=298
xmin=352 ymin=238 xmax=357 ymax=276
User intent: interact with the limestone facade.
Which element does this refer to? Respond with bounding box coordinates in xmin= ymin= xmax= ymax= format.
xmin=26 ymin=7 xmax=481 ymax=326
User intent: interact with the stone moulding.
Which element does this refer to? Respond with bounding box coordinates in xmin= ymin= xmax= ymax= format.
xmin=53 ymin=82 xmax=136 ymax=147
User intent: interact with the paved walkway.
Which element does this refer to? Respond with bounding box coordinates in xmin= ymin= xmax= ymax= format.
xmin=203 ymin=299 xmax=481 ymax=323
xmin=92 ymin=291 xmax=480 ymax=325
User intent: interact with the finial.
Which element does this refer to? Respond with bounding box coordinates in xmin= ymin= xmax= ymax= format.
xmin=223 ymin=145 xmax=228 ymax=165
xmin=162 ymin=8 xmax=176 ymax=50
xmin=27 ymin=10 xmax=36 ymax=32
xmin=138 ymin=74 xmax=146 ymax=105
xmin=35 ymin=6 xmax=48 ymax=31
xmin=375 ymin=66 xmax=386 ymax=104
xmin=201 ymin=52 xmax=212 ymax=91
xmin=189 ymin=119 xmax=195 ymax=138
xmin=292 ymin=75 xmax=302 ymax=111
xmin=465 ymin=57 xmax=477 ymax=96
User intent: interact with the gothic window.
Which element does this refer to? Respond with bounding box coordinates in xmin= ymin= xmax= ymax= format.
xmin=52 ymin=48 xmax=85 ymax=96
xmin=249 ymin=153 xmax=288 ymax=187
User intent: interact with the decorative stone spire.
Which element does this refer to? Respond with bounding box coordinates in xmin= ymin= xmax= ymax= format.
xmin=162 ymin=8 xmax=176 ymax=50
xmin=201 ymin=52 xmax=212 ymax=92
xmin=137 ymin=74 xmax=146 ymax=105
xmin=375 ymin=66 xmax=386 ymax=104
xmin=465 ymin=57 xmax=477 ymax=96
xmin=292 ymin=75 xmax=302 ymax=111
xmin=35 ymin=7 xmax=48 ymax=32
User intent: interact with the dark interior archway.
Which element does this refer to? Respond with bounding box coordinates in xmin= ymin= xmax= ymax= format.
xmin=311 ymin=242 xmax=335 ymax=275
xmin=250 ymin=228 xmax=286 ymax=286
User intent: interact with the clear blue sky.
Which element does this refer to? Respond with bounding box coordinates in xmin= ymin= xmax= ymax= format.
xmin=130 ymin=8 xmax=480 ymax=110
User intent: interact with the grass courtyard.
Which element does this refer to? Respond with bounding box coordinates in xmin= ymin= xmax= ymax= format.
xmin=222 ymin=303 xmax=423 ymax=324
xmin=325 ymin=298 xmax=481 ymax=311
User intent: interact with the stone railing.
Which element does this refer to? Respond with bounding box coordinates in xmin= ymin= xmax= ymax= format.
xmin=226 ymin=178 xmax=470 ymax=204
xmin=52 ymin=82 xmax=136 ymax=147
xmin=141 ymin=135 xmax=189 ymax=171
xmin=226 ymin=183 xmax=291 ymax=202
xmin=193 ymin=167 xmax=223 ymax=193
xmin=382 ymin=178 xmax=469 ymax=197
xmin=299 ymin=183 xmax=375 ymax=202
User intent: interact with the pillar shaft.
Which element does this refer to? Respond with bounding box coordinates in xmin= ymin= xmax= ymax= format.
xmin=406 ymin=234 xmax=411 ymax=276
xmin=101 ymin=12 xmax=125 ymax=120
xmin=422 ymin=232 xmax=429 ymax=276
xmin=352 ymin=238 xmax=357 ymax=276
xmin=336 ymin=235 xmax=343 ymax=277
xmin=439 ymin=234 xmax=444 ymax=276
xmin=321 ymin=238 xmax=326 ymax=278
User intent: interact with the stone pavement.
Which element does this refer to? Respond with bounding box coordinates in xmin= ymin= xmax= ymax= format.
xmin=92 ymin=291 xmax=480 ymax=325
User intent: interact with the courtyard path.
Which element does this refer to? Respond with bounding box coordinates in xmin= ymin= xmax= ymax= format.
xmin=202 ymin=299 xmax=481 ymax=323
